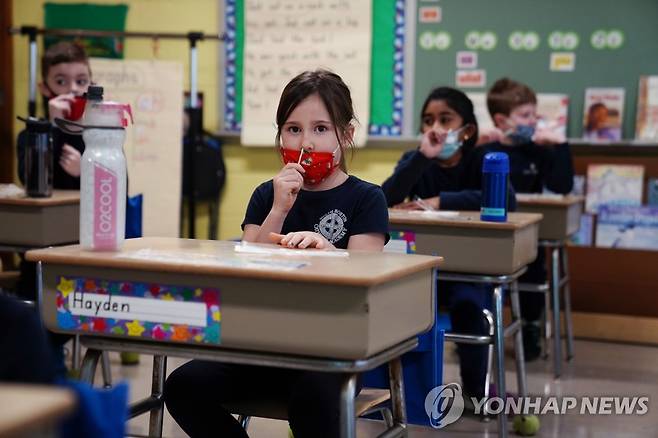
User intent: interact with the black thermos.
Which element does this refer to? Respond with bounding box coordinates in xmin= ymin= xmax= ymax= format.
xmin=24 ymin=117 xmax=53 ymax=197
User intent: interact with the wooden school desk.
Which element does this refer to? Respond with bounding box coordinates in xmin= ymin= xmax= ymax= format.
xmin=516 ymin=194 xmax=584 ymax=378
xmin=27 ymin=237 xmax=442 ymax=438
xmin=0 ymin=384 xmax=75 ymax=438
xmin=0 ymin=190 xmax=79 ymax=251
xmin=388 ymin=210 xmax=542 ymax=437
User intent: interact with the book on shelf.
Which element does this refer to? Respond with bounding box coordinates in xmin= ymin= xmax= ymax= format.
xmin=648 ymin=178 xmax=658 ymax=206
xmin=571 ymin=213 xmax=594 ymax=246
xmin=583 ymin=88 xmax=625 ymax=141
xmin=586 ymin=164 xmax=644 ymax=214
xmin=596 ymin=205 xmax=658 ymax=251
xmin=635 ymin=76 xmax=658 ymax=141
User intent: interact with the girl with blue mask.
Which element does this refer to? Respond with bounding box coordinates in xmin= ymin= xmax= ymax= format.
xmin=382 ymin=87 xmax=518 ymax=408
xmin=382 ymin=86 xmax=481 ymax=211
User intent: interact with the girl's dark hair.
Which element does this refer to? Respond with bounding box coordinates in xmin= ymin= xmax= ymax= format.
xmin=420 ymin=86 xmax=479 ymax=152
xmin=586 ymin=102 xmax=607 ymax=131
xmin=276 ymin=69 xmax=356 ymax=170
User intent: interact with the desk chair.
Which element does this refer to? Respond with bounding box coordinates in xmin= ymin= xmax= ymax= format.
xmin=518 ymin=240 xmax=575 ymax=378
xmin=440 ymin=270 xmax=528 ymax=438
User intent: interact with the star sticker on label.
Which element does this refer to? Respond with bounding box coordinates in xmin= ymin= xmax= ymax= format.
xmin=126 ymin=320 xmax=145 ymax=337
xmin=57 ymin=277 xmax=76 ymax=298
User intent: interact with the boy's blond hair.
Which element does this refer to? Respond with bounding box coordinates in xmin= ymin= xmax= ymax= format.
xmin=41 ymin=41 xmax=90 ymax=80
xmin=486 ymin=77 xmax=536 ymax=117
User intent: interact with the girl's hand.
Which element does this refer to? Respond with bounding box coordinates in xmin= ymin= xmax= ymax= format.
xmin=272 ymin=163 xmax=305 ymax=214
xmin=418 ymin=128 xmax=448 ymax=159
xmin=48 ymin=93 xmax=75 ymax=122
xmin=269 ymin=231 xmax=335 ymax=250
xmin=476 ymin=126 xmax=506 ymax=145
xmin=59 ymin=144 xmax=81 ymax=177
xmin=392 ymin=196 xmax=439 ymax=211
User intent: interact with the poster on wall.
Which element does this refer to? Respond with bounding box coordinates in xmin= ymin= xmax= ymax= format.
xmin=90 ymin=58 xmax=183 ymax=238
xmin=241 ymin=0 xmax=372 ymax=146
xmin=583 ymin=88 xmax=625 ymax=141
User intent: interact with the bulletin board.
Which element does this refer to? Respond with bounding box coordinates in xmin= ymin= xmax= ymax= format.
xmin=221 ymin=0 xmax=408 ymax=137
xmin=413 ymin=0 xmax=658 ymax=139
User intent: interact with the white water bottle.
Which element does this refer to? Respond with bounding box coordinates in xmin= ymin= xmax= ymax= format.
xmin=79 ymin=85 xmax=132 ymax=250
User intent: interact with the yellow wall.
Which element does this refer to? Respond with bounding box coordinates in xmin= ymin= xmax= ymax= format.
xmin=12 ymin=0 xmax=408 ymax=240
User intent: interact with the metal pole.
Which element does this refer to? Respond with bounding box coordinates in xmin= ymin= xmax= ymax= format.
xmin=23 ymin=26 xmax=38 ymax=117
xmin=185 ymin=33 xmax=203 ymax=239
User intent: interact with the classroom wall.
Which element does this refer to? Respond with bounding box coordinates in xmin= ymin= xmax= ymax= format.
xmin=12 ymin=0 xmax=408 ymax=240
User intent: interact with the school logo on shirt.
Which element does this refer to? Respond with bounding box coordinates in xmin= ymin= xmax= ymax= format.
xmin=315 ymin=209 xmax=348 ymax=244
xmin=523 ymin=162 xmax=539 ymax=176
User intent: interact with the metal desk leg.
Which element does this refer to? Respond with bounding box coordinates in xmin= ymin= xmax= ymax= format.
xmin=339 ymin=374 xmax=357 ymax=438
xmin=510 ymin=281 xmax=528 ymax=398
xmin=80 ymin=348 xmax=102 ymax=384
xmin=72 ymin=334 xmax=82 ymax=370
xmin=148 ymin=355 xmax=167 ymax=438
xmin=492 ymin=285 xmax=508 ymax=437
xmin=388 ymin=357 xmax=408 ymax=437
xmin=542 ymin=287 xmax=551 ymax=360
xmin=561 ymin=246 xmax=575 ymax=361
xmin=551 ymin=248 xmax=562 ymax=378
xmin=101 ymin=351 xmax=113 ymax=388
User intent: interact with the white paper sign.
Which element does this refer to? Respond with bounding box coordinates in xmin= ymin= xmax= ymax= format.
xmin=242 ymin=0 xmax=372 ymax=146
xmin=69 ymin=292 xmax=207 ymax=327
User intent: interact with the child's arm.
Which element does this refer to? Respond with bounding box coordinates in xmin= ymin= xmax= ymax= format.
xmin=347 ymin=233 xmax=385 ymax=251
xmin=269 ymin=231 xmax=336 ymax=250
xmin=242 ymin=163 xmax=305 ymax=243
xmin=382 ymin=150 xmax=434 ymax=206
xmin=539 ymin=142 xmax=574 ymax=194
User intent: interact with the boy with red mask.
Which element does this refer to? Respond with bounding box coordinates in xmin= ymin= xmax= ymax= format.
xmin=17 ymin=41 xmax=91 ymax=189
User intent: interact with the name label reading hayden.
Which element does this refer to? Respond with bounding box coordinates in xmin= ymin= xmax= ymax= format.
xmin=69 ymin=291 xmax=207 ymax=327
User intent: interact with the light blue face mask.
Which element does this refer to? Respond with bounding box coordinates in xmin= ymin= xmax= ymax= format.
xmin=508 ymin=124 xmax=535 ymax=144
xmin=437 ymin=126 xmax=465 ymax=160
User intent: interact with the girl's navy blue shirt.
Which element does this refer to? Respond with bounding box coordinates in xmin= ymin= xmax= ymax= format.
xmin=242 ymin=175 xmax=389 ymax=249
xmin=381 ymin=146 xmax=517 ymax=211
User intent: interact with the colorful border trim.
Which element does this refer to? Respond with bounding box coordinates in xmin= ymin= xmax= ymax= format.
xmin=368 ymin=0 xmax=405 ymax=137
xmin=55 ymin=276 xmax=221 ymax=345
xmin=389 ymin=230 xmax=417 ymax=254
xmin=224 ymin=0 xmax=241 ymax=131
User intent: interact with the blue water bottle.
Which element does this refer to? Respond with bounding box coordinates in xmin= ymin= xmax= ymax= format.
xmin=481 ymin=152 xmax=509 ymax=222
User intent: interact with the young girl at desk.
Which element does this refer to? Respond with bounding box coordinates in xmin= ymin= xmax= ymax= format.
xmin=382 ymin=87 xmax=515 ymax=405
xmin=164 ymin=70 xmax=389 ymax=438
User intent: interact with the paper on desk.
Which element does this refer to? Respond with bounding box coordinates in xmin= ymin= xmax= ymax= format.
xmin=396 ymin=210 xmax=460 ymax=218
xmin=234 ymin=242 xmax=350 ymax=258
xmin=119 ymin=248 xmax=308 ymax=271
xmin=516 ymin=193 xmax=565 ymax=201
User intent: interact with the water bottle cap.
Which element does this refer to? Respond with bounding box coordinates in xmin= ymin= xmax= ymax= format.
xmin=86 ymin=85 xmax=104 ymax=101
xmin=20 ymin=116 xmax=51 ymax=133
xmin=483 ymin=152 xmax=509 ymax=173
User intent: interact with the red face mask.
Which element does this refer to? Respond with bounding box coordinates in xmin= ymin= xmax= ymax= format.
xmin=280 ymin=146 xmax=340 ymax=185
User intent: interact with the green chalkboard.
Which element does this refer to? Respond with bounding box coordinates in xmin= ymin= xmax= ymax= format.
xmin=223 ymin=0 xmax=407 ymax=136
xmin=414 ymin=0 xmax=658 ymax=138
